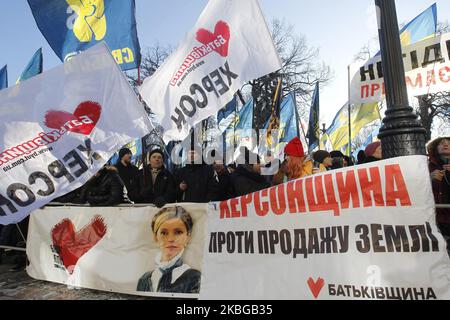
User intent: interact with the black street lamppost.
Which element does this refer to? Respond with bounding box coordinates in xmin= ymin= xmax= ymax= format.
xmin=375 ymin=0 xmax=427 ymax=158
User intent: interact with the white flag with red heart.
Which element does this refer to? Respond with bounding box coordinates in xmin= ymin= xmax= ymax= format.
xmin=0 ymin=43 xmax=151 ymax=225
xmin=139 ymin=0 xmax=282 ymax=143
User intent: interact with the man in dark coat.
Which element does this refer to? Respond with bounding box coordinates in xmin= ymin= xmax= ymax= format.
xmin=52 ymin=186 xmax=87 ymax=204
xmin=115 ymin=147 xmax=140 ymax=202
xmin=85 ymin=166 xmax=125 ymax=206
xmin=232 ymin=147 xmax=270 ymax=197
xmin=137 ymin=149 xmax=177 ymax=207
xmin=213 ymin=160 xmax=234 ymax=201
xmin=175 ymin=148 xmax=220 ymax=203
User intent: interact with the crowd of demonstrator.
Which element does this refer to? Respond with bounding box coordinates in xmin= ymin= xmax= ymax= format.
xmin=51 ymin=137 xmax=383 ymax=208
xmin=0 ymin=136 xmax=449 ymax=270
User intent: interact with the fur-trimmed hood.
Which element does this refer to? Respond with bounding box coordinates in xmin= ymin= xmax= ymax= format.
xmin=427 ymin=136 xmax=450 ymax=166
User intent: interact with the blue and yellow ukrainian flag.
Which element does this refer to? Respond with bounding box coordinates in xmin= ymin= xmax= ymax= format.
xmin=224 ymin=97 xmax=254 ymax=153
xmin=321 ymin=102 xmax=380 ymax=151
xmin=217 ymin=97 xmax=238 ymax=133
xmin=0 ymin=65 xmax=7 ymax=90
xmin=17 ymin=48 xmax=43 ymax=83
xmin=27 ymin=0 xmax=141 ymax=71
xmin=279 ymin=92 xmax=299 ymax=143
xmin=400 ymin=3 xmax=437 ymax=47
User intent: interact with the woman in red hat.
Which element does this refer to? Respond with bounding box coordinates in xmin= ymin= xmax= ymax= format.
xmin=273 ymin=137 xmax=326 ymax=185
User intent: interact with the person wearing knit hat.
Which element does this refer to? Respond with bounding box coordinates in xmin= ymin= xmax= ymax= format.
xmin=137 ymin=147 xmax=177 ymax=208
xmin=313 ymin=150 xmax=332 ymax=169
xmin=119 ymin=147 xmax=132 ymax=161
xmin=149 ymin=148 xmax=164 ymax=160
xmin=330 ymin=150 xmax=344 ymax=158
xmin=284 ymin=137 xmax=305 ymax=157
xmin=272 ymin=137 xmax=326 ymax=186
xmin=115 ymin=147 xmax=140 ymax=202
xmin=363 ymin=141 xmax=382 ymax=163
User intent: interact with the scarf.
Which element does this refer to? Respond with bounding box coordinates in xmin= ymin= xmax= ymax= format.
xmin=151 ymin=168 xmax=160 ymax=184
xmin=154 ymin=250 xmax=184 ymax=291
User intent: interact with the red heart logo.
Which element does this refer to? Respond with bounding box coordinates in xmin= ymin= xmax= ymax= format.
xmin=196 ymin=20 xmax=230 ymax=57
xmin=307 ymin=277 xmax=325 ymax=299
xmin=44 ymin=101 xmax=102 ymax=135
xmin=51 ymin=215 xmax=107 ymax=274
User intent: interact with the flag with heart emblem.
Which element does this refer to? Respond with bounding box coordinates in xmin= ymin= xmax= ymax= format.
xmin=27 ymin=0 xmax=141 ymax=71
xmin=139 ymin=0 xmax=282 ymax=143
xmin=0 ymin=43 xmax=151 ymax=225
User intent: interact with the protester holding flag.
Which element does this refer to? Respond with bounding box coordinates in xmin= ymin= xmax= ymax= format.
xmin=115 ymin=147 xmax=140 ymax=201
xmin=428 ymin=137 xmax=450 ymax=251
xmin=213 ymin=160 xmax=234 ymax=201
xmin=175 ymin=147 xmax=220 ymax=203
xmin=137 ymin=149 xmax=177 ymax=208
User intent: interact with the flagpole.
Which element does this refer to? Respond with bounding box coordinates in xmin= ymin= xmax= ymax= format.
xmin=137 ymin=66 xmax=147 ymax=182
xmin=292 ymin=91 xmax=301 ymax=139
xmin=233 ymin=95 xmax=237 ymax=153
xmin=347 ymin=65 xmax=352 ymax=157
xmin=299 ymin=119 xmax=308 ymax=149
xmin=267 ymin=77 xmax=282 ymax=150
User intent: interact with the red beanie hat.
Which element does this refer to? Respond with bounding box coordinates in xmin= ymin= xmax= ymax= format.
xmin=284 ymin=137 xmax=305 ymax=157
xmin=365 ymin=141 xmax=381 ymax=157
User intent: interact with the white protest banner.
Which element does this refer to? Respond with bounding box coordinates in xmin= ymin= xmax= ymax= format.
xmin=139 ymin=0 xmax=282 ymax=143
xmin=350 ymin=32 xmax=450 ymax=104
xmin=200 ymin=156 xmax=450 ymax=300
xmin=0 ymin=43 xmax=151 ymax=225
xmin=26 ymin=203 xmax=207 ymax=298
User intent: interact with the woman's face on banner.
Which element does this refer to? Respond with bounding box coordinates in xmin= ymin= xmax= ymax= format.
xmin=155 ymin=218 xmax=191 ymax=261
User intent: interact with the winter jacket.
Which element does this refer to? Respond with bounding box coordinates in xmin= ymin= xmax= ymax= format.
xmin=115 ymin=161 xmax=140 ymax=201
xmin=272 ymin=159 xmax=326 ymax=186
xmin=362 ymin=156 xmax=381 ymax=164
xmin=137 ymin=166 xmax=177 ymax=206
xmin=301 ymin=160 xmax=327 ymax=177
xmin=232 ymin=165 xmax=270 ymax=197
xmin=175 ymin=164 xmax=220 ymax=203
xmin=429 ymin=156 xmax=450 ymax=224
xmin=216 ymin=169 xmax=234 ymax=201
xmin=85 ymin=167 xmax=125 ymax=206
xmin=52 ymin=186 xmax=87 ymax=204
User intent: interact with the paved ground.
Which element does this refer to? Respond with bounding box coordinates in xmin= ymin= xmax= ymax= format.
xmin=0 ymin=253 xmax=151 ymax=300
